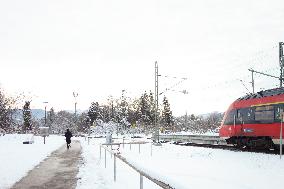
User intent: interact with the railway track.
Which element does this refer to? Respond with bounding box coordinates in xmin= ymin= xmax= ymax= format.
xmin=155 ymin=134 xmax=280 ymax=155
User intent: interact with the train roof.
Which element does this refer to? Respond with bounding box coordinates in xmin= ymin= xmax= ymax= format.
xmin=236 ymin=88 xmax=284 ymax=101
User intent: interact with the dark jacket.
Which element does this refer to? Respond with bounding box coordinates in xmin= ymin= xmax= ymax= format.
xmin=65 ymin=130 xmax=72 ymax=144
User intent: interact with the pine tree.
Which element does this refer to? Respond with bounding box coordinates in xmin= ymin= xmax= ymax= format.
xmin=161 ymin=96 xmax=173 ymax=130
xmin=148 ymin=91 xmax=155 ymax=127
xmin=87 ymin=102 xmax=101 ymax=125
xmin=0 ymin=89 xmax=16 ymax=133
xmin=107 ymin=96 xmax=115 ymax=121
xmin=116 ymin=90 xmax=129 ymax=130
xmin=23 ymin=101 xmax=32 ymax=132
xmin=48 ymin=107 xmax=56 ymax=133
xmin=139 ymin=91 xmax=150 ymax=124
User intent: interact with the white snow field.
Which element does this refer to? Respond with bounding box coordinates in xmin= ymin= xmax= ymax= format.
xmin=1 ymin=134 xmax=284 ymax=189
xmin=0 ymin=134 xmax=65 ymax=189
xmin=77 ymin=136 xmax=284 ymax=189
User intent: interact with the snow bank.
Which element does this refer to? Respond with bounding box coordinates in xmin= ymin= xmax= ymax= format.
xmin=0 ymin=134 xmax=65 ymax=189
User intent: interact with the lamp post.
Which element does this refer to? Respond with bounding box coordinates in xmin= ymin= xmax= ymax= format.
xmin=73 ymin=92 xmax=78 ymax=117
xmin=43 ymin=101 xmax=48 ymax=125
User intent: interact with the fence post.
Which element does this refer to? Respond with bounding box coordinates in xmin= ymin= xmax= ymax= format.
xmin=140 ymin=174 xmax=143 ymax=189
xmin=105 ymin=148 xmax=107 ymax=168
xmin=114 ymin=154 xmax=116 ymax=182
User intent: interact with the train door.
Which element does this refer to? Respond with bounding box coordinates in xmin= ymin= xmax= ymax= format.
xmin=275 ymin=104 xmax=283 ymax=121
xmin=236 ymin=109 xmax=244 ymax=136
xmin=275 ymin=104 xmax=284 ymax=139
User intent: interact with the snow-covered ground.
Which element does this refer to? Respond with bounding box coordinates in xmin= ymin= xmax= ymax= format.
xmin=77 ymin=136 xmax=284 ymax=189
xmin=0 ymin=134 xmax=65 ymax=189
xmin=1 ymin=134 xmax=283 ymax=189
xmin=76 ymin=137 xmax=160 ymax=189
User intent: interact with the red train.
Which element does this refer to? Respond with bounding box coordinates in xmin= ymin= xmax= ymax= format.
xmin=219 ymin=88 xmax=284 ymax=149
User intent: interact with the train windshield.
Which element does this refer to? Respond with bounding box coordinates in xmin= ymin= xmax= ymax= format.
xmin=224 ymin=110 xmax=236 ymax=125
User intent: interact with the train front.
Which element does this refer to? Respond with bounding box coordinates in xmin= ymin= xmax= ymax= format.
xmin=219 ymin=102 xmax=236 ymax=142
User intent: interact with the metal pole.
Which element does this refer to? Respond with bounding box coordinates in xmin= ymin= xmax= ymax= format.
xmin=105 ymin=148 xmax=107 ymax=168
xmin=281 ymin=118 xmax=283 ymax=159
xmin=100 ymin=145 xmax=102 ymax=159
xmin=154 ymin=61 xmax=160 ymax=143
xmin=281 ymin=67 xmax=283 ymax=88
xmin=251 ymin=70 xmax=255 ymax=93
xmin=140 ymin=174 xmax=143 ymax=189
xmin=114 ymin=154 xmax=116 ymax=182
xmin=44 ymin=106 xmax=47 ymax=125
xmin=151 ymin=143 xmax=152 ymax=156
xmin=280 ymin=42 xmax=283 ymax=87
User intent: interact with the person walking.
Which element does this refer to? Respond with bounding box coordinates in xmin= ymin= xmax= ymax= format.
xmin=65 ymin=129 xmax=73 ymax=149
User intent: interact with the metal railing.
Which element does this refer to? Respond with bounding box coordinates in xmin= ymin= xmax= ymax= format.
xmin=155 ymin=134 xmax=227 ymax=145
xmin=100 ymin=142 xmax=174 ymax=189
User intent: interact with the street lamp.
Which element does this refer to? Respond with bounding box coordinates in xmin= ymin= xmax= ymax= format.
xmin=43 ymin=101 xmax=48 ymax=125
xmin=73 ymin=92 xmax=78 ymax=117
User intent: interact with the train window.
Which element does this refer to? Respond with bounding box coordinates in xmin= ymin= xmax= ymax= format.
xmin=224 ymin=110 xmax=236 ymax=125
xmin=255 ymin=105 xmax=274 ymax=123
xmin=255 ymin=105 xmax=273 ymax=111
xmin=236 ymin=108 xmax=254 ymax=124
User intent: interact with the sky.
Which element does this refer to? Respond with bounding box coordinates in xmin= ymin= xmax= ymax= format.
xmin=0 ymin=0 xmax=284 ymax=116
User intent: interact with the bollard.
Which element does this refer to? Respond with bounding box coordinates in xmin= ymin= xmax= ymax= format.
xmin=130 ymin=143 xmax=132 ymax=150
xmin=105 ymin=148 xmax=107 ymax=168
xmin=114 ymin=154 xmax=116 ymax=182
xmin=44 ymin=136 xmax=46 ymax=144
xmin=123 ymin=138 xmax=125 ymax=148
xmin=88 ymin=137 xmax=90 ymax=145
xmin=139 ymin=143 xmax=141 ymax=154
xmin=140 ymin=174 xmax=143 ymax=189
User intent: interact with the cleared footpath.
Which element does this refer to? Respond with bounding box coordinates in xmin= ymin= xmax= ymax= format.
xmin=11 ymin=140 xmax=81 ymax=189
